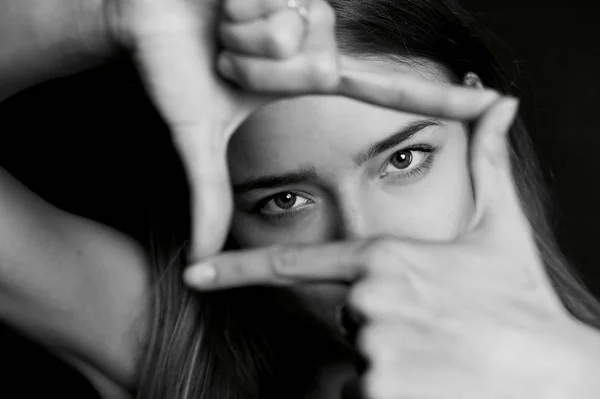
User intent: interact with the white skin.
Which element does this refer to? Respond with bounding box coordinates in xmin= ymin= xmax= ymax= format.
xmin=193 ymin=9 xmax=600 ymax=397
xmin=202 ymin=81 xmax=600 ymax=398
xmin=3 ymin=0 xmax=600 ymax=398
xmin=0 ymin=0 xmax=502 ymax=396
xmin=228 ymin=60 xmax=475 ymax=330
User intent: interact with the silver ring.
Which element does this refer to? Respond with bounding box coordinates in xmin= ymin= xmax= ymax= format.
xmin=286 ymin=0 xmax=310 ymax=28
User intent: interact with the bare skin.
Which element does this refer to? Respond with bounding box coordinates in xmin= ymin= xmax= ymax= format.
xmin=4 ymin=0 xmax=598 ymax=398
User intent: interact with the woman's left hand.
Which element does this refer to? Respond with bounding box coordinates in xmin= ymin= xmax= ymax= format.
xmin=184 ymin=97 xmax=600 ymax=399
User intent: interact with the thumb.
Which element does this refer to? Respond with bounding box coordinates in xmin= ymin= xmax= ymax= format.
xmin=126 ymin=2 xmax=236 ymax=259
xmin=467 ymin=97 xmax=566 ymax=307
xmin=181 ymin=139 xmax=233 ymax=259
xmin=468 ymin=97 xmax=522 ymax=233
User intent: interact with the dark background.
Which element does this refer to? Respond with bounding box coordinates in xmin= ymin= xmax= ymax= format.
xmin=1 ymin=0 xmax=599 ymax=397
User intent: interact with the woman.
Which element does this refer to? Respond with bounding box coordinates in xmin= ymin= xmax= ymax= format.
xmin=0 ymin=0 xmax=346 ymax=396
xmin=212 ymin=0 xmax=600 ymax=330
xmin=189 ymin=1 xmax=600 ymax=397
xmin=1 ymin=1 xmax=599 ymax=399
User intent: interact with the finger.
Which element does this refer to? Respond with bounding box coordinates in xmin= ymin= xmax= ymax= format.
xmin=183 ymin=239 xmax=402 ymax=290
xmin=349 ymin=279 xmax=421 ymax=321
xmin=131 ymin=10 xmax=234 ymax=259
xmin=219 ymin=10 xmax=305 ymax=59
xmin=182 ymin=143 xmax=233 ymax=258
xmin=465 ymin=98 xmax=564 ymax=307
xmin=217 ymin=50 xmax=340 ymax=93
xmin=183 ymin=242 xmax=362 ymax=289
xmin=467 ymin=97 xmax=523 ymax=232
xmin=184 ymin=238 xmax=405 ymax=290
xmin=218 ymin=0 xmax=337 ymax=92
xmin=223 ymin=0 xmax=293 ymax=22
xmin=337 ymin=56 xmax=501 ymax=120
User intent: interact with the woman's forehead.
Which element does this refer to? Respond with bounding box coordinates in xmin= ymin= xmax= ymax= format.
xmin=228 ymin=57 xmax=455 ymax=176
xmin=230 ymin=96 xmax=423 ymax=170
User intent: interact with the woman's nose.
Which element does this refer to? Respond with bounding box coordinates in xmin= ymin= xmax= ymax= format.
xmin=332 ymin=200 xmax=368 ymax=240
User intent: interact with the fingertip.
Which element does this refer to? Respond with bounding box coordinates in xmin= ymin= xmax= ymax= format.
xmin=500 ymin=95 xmax=520 ymax=114
xmin=506 ymin=96 xmax=520 ymax=119
xmin=476 ymin=95 xmax=520 ymax=153
xmin=492 ymin=96 xmax=520 ymax=139
xmin=184 ymin=263 xmax=217 ymax=288
xmin=468 ymin=95 xmax=522 ymax=231
xmin=479 ymin=89 xmax=502 ymax=107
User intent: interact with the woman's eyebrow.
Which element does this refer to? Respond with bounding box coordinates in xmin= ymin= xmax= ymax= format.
xmin=354 ymin=118 xmax=442 ymax=166
xmin=233 ymin=167 xmax=318 ymax=194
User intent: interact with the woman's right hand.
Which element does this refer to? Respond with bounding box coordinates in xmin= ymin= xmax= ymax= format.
xmin=104 ymin=0 xmax=341 ymax=260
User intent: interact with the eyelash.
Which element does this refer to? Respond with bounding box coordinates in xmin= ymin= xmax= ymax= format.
xmin=253 ymin=144 xmax=439 ymax=221
xmin=379 ymin=144 xmax=438 ymax=181
xmin=253 ymin=190 xmax=314 ymax=221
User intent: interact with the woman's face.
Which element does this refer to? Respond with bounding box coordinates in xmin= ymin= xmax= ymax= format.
xmin=227 ymin=59 xmax=475 ymax=329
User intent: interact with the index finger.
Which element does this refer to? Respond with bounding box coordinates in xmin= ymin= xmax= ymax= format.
xmin=183 ymin=241 xmax=367 ymax=290
xmin=131 ymin=6 xmax=234 ymax=259
xmin=336 ymin=55 xmax=499 ymax=120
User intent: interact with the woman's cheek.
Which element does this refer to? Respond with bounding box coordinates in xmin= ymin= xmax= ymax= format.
xmin=367 ymin=174 xmax=474 ymax=241
xmin=231 ymin=206 xmax=335 ymax=248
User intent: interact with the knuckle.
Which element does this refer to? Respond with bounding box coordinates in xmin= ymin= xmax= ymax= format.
xmin=227 ymin=59 xmax=257 ymax=90
xmin=265 ymin=24 xmax=298 ymax=58
xmin=311 ymin=0 xmax=336 ymax=27
xmin=437 ymin=89 xmax=454 ymax=113
xmin=389 ymin=78 xmax=410 ymax=103
xmin=306 ymin=54 xmax=340 ymax=91
xmin=218 ymin=22 xmax=237 ymax=47
xmin=267 ymin=245 xmax=302 ymax=276
xmin=358 ymin=236 xmax=399 ymax=271
xmin=223 ymin=0 xmax=243 ymax=20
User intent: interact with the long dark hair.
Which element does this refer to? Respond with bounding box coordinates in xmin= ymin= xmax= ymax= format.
xmin=137 ymin=0 xmax=600 ymax=398
xmin=332 ymin=0 xmax=600 ymax=324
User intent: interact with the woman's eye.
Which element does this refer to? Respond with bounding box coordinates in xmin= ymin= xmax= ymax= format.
xmin=259 ymin=192 xmax=312 ymax=216
xmin=381 ymin=145 xmax=437 ymax=178
xmin=389 ymin=150 xmax=414 ymax=169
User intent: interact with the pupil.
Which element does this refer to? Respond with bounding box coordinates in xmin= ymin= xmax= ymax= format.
xmin=274 ymin=193 xmax=296 ymax=209
xmin=391 ymin=151 xmax=412 ymax=169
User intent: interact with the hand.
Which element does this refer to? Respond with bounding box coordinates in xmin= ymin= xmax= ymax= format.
xmin=104 ymin=0 xmax=500 ymax=261
xmin=104 ymin=0 xmax=341 ymax=259
xmin=183 ymin=97 xmax=600 ymax=399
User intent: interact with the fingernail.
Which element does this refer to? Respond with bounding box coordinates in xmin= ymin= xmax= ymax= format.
xmin=217 ymin=53 xmax=236 ymax=80
xmin=184 ymin=263 xmax=217 ymax=287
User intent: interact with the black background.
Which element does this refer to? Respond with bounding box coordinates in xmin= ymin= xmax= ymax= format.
xmin=1 ymin=1 xmax=599 ymax=397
